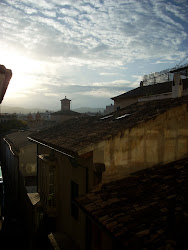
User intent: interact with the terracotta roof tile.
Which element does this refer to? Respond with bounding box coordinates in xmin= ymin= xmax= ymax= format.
xmin=30 ymin=95 xmax=188 ymax=155
xmin=76 ymin=157 xmax=188 ymax=249
xmin=5 ymin=131 xmax=34 ymax=154
xmin=51 ymin=110 xmax=80 ymax=116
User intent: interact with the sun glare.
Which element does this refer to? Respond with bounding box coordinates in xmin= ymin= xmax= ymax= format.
xmin=1 ymin=51 xmax=44 ymax=97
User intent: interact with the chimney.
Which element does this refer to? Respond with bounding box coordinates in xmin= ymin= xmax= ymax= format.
xmin=172 ymin=73 xmax=183 ymax=98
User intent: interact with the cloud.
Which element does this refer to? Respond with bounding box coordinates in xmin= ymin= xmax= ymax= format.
xmin=77 ymin=89 xmax=121 ymax=98
xmin=2 ymin=0 xmax=187 ymax=66
xmin=91 ymin=79 xmax=131 ymax=87
xmin=44 ymin=93 xmax=60 ymax=97
xmin=152 ymin=60 xmax=175 ymax=64
xmin=0 ymin=0 xmax=187 ymax=109
xmin=100 ymin=72 xmax=120 ymax=76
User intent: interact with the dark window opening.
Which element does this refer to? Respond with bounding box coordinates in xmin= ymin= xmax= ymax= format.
xmin=71 ymin=181 xmax=79 ymax=220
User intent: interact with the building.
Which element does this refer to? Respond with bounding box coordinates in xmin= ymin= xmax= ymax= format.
xmin=104 ymin=104 xmax=114 ymax=115
xmin=29 ymin=95 xmax=188 ymax=249
xmin=1 ymin=130 xmax=41 ymax=248
xmin=0 ymin=114 xmax=17 ymax=123
xmin=3 ymin=131 xmax=37 ymax=197
xmin=112 ymin=72 xmax=188 ymax=111
xmin=51 ymin=96 xmax=81 ymax=123
xmin=35 ymin=112 xmax=41 ymax=122
xmin=41 ymin=111 xmax=51 ymax=121
xmin=76 ymin=157 xmax=187 ymax=250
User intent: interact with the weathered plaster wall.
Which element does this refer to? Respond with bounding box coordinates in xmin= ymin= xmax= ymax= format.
xmin=19 ymin=144 xmax=37 ymax=176
xmin=114 ymin=97 xmax=138 ymax=110
xmin=56 ymin=153 xmax=87 ymax=250
xmin=103 ymin=104 xmax=188 ymax=183
xmin=93 ymin=147 xmax=104 ymax=164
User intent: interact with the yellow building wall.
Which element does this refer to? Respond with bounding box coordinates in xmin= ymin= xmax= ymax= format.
xmin=103 ymin=104 xmax=188 ymax=183
xmin=114 ymin=97 xmax=138 ymax=110
xmin=55 ymin=154 xmax=87 ymax=250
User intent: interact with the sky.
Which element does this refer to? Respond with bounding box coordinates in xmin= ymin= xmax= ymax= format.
xmin=0 ymin=0 xmax=188 ymax=111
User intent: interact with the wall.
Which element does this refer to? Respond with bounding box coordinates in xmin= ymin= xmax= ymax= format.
xmin=103 ymin=104 xmax=188 ymax=183
xmin=139 ymin=90 xmax=188 ymax=103
xmin=114 ymin=97 xmax=138 ymax=111
xmin=37 ymin=144 xmax=95 ymax=250
xmin=89 ymin=220 xmax=113 ymax=250
xmin=55 ymin=153 xmax=86 ymax=250
xmin=19 ymin=144 xmax=37 ymax=176
xmin=18 ymin=172 xmax=41 ymax=249
xmin=138 ymin=92 xmax=171 ymax=102
xmin=2 ymin=141 xmax=19 ymax=199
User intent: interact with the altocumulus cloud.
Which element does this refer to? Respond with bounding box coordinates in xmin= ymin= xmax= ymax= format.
xmin=0 ymin=0 xmax=187 ymax=109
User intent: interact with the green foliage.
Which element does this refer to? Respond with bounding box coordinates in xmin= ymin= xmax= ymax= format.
xmin=0 ymin=119 xmax=28 ymax=133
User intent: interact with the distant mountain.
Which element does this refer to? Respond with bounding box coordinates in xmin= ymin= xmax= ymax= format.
xmin=73 ymin=107 xmax=105 ymax=113
xmin=0 ymin=105 xmax=105 ymax=114
xmin=0 ymin=105 xmax=48 ymax=114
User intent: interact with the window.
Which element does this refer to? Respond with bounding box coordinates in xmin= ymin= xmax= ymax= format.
xmin=71 ymin=181 xmax=79 ymax=220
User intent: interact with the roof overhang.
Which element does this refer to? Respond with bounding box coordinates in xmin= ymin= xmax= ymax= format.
xmin=0 ymin=65 xmax=12 ymax=103
xmin=28 ymin=136 xmax=76 ymax=159
xmin=111 ymin=93 xmax=141 ymax=101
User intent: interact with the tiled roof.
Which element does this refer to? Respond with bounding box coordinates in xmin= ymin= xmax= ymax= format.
xmin=111 ymin=78 xmax=188 ymax=100
xmin=76 ymin=157 xmax=188 ymax=249
xmin=30 ymin=96 xmax=188 ymax=155
xmin=51 ymin=110 xmax=80 ymax=116
xmin=5 ymin=131 xmax=34 ymax=154
xmin=0 ymin=64 xmax=12 ymax=103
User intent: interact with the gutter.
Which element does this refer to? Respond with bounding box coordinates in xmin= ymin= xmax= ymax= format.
xmin=3 ymin=138 xmax=17 ymax=156
xmin=27 ymin=137 xmax=75 ymax=159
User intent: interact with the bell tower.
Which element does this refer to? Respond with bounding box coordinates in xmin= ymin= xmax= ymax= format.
xmin=61 ymin=96 xmax=71 ymax=111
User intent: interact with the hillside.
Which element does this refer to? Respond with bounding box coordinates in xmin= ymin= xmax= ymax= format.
xmin=0 ymin=105 xmax=47 ymax=114
xmin=0 ymin=105 xmax=105 ymax=114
